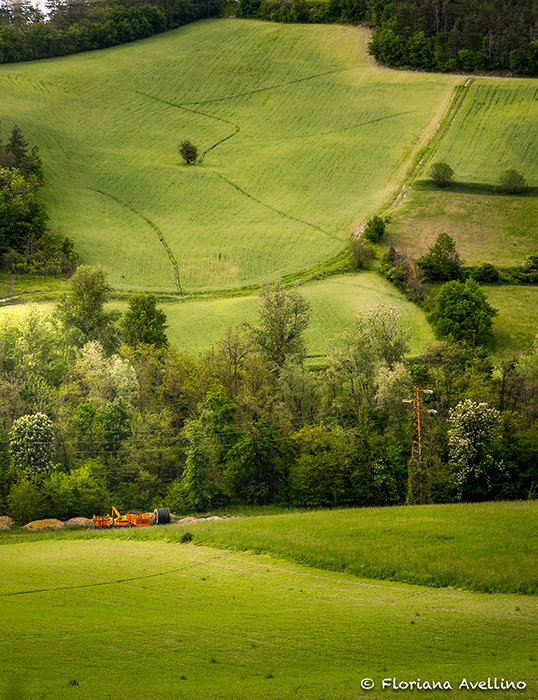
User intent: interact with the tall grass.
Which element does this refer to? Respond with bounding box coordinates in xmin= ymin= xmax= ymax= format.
xmin=3 ymin=501 xmax=536 ymax=595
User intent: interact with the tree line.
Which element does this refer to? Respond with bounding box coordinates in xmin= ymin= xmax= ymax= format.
xmin=1 ymin=0 xmax=536 ymax=76
xmin=0 ymin=0 xmax=224 ymax=64
xmin=0 ymin=124 xmax=77 ymax=275
xmin=241 ymin=0 xmax=538 ymax=76
xmin=1 ymin=266 xmax=537 ymax=524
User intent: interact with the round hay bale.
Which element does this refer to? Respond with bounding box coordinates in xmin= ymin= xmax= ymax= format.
xmin=23 ymin=518 xmax=64 ymax=530
xmin=0 ymin=516 xmax=14 ymax=530
xmin=64 ymin=517 xmax=94 ymax=528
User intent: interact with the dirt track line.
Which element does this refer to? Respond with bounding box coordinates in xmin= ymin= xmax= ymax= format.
xmin=0 ymin=552 xmax=232 ymax=597
xmin=136 ymin=90 xmax=240 ymax=163
xmin=179 ymin=67 xmax=346 ymax=106
xmin=90 ymin=188 xmax=183 ymax=294
xmin=209 ymin=170 xmax=338 ymax=240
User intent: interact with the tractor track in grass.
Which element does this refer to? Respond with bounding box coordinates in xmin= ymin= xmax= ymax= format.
xmin=178 ymin=67 xmax=347 ymax=107
xmin=136 ymin=90 xmax=239 ymax=163
xmin=208 ymin=170 xmax=338 ymax=240
xmin=0 ymin=551 xmax=233 ymax=597
xmin=90 ymin=188 xmax=183 ymax=294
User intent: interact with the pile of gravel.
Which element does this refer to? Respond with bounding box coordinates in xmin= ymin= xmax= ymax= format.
xmin=0 ymin=516 xmax=14 ymax=530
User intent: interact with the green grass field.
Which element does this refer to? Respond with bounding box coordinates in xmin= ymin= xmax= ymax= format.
xmin=386 ymin=78 xmax=538 ymax=265
xmin=0 ymin=20 xmax=459 ymax=293
xmin=1 ymin=503 xmax=537 ymax=699
xmin=486 ymin=286 xmax=538 ymax=355
xmin=0 ymin=271 xmax=436 ymax=359
xmin=434 ymin=79 xmax=538 ymax=187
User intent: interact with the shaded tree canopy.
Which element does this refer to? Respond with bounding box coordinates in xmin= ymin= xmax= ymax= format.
xmin=430 ymin=278 xmax=498 ymax=348
xmin=121 ymin=293 xmax=168 ymax=349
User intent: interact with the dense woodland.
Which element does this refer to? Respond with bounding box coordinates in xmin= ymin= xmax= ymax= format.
xmin=0 ymin=0 xmax=537 ymax=75
xmin=1 ymin=261 xmax=537 ymax=523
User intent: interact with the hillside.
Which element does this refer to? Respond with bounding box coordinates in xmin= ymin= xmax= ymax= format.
xmin=0 ymin=20 xmax=459 ymax=293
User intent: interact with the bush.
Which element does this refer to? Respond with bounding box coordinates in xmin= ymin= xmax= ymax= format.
xmin=430 ymin=162 xmax=454 ymax=187
xmin=469 ymin=263 xmax=500 ymax=283
xmin=179 ymin=140 xmax=198 ymax=165
xmin=348 ymin=236 xmax=374 ymax=268
xmin=363 ymin=215 xmax=386 ymax=243
xmin=500 ymin=169 xmax=526 ymax=194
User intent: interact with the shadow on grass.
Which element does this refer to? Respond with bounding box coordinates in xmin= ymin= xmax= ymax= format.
xmin=414 ymin=180 xmax=538 ymax=197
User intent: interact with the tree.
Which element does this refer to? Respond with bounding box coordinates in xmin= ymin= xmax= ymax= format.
xmin=448 ymin=399 xmax=501 ymax=500
xmin=55 ymin=265 xmax=117 ymax=348
xmin=363 ymin=215 xmax=386 ymax=243
xmin=9 ymin=412 xmax=54 ymax=478
xmin=417 ymin=232 xmax=462 ymax=281
xmin=179 ymin=140 xmax=198 ymax=165
xmin=289 ymin=424 xmax=349 ymax=507
xmin=348 ymin=236 xmax=374 ymax=269
xmin=121 ymin=293 xmax=168 ymax=349
xmin=430 ymin=162 xmax=454 ymax=187
xmin=430 ymin=279 xmax=498 ymax=348
xmin=248 ymin=282 xmax=311 ymax=369
xmin=500 ymin=169 xmax=526 ymax=194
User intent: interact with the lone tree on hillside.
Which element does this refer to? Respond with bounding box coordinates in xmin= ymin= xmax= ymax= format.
xmin=363 ymin=215 xmax=386 ymax=243
xmin=430 ymin=162 xmax=454 ymax=187
xmin=500 ymin=169 xmax=526 ymax=194
xmin=179 ymin=140 xmax=198 ymax=165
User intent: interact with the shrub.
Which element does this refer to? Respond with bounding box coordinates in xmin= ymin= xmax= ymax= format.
xmin=348 ymin=236 xmax=374 ymax=268
xmin=430 ymin=162 xmax=454 ymax=187
xmin=500 ymin=169 xmax=526 ymax=194
xmin=469 ymin=263 xmax=500 ymax=283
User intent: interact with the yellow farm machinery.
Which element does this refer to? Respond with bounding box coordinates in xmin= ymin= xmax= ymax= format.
xmin=92 ymin=507 xmax=170 ymax=528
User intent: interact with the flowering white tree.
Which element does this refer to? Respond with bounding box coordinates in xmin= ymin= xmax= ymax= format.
xmin=448 ymin=399 xmax=501 ymax=500
xmin=9 ymin=412 xmax=54 ymax=478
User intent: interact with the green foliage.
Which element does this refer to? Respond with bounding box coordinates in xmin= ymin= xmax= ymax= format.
xmin=7 ymin=477 xmax=45 ymax=523
xmin=56 ymin=265 xmax=117 ymax=348
xmin=430 ymin=279 xmax=498 ymax=347
xmin=43 ymin=461 xmax=109 ymax=520
xmin=348 ymin=236 xmax=374 ymax=269
xmin=417 ymin=232 xmax=462 ymax=281
xmin=9 ymin=412 xmax=54 ymax=478
xmin=362 ymin=215 xmax=385 ymax=243
xmin=500 ymin=169 xmax=527 ymax=194
xmin=290 ymin=424 xmax=348 ymax=507
xmin=178 ymin=140 xmax=198 ymax=165
xmin=227 ymin=420 xmax=282 ymax=505
xmin=121 ymin=293 xmax=168 ymax=349
xmin=0 ymin=166 xmax=47 ymax=254
xmin=248 ymin=282 xmax=311 ymax=369
xmin=430 ymin=162 xmax=454 ymax=187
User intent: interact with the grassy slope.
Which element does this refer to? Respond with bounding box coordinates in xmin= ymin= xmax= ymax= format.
xmin=0 ymin=272 xmax=436 ymax=359
xmin=486 ymin=285 xmax=538 ymax=355
xmin=386 ymin=78 xmax=538 ymax=264
xmin=0 ymin=20 xmax=458 ymax=292
xmin=0 ymin=537 xmax=536 ymax=699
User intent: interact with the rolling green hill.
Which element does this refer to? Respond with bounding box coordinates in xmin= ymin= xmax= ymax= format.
xmin=0 ymin=20 xmax=459 ymax=293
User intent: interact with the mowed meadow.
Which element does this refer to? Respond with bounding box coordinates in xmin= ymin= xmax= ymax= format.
xmin=0 ymin=20 xmax=459 ymax=293
xmin=1 ymin=502 xmax=537 ymax=699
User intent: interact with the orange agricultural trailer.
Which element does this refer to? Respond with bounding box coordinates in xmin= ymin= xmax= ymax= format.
xmin=92 ymin=508 xmax=154 ymax=528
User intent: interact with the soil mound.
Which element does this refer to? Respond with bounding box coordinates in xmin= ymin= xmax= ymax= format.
xmin=64 ymin=517 xmax=94 ymax=528
xmin=23 ymin=518 xmax=64 ymax=530
xmin=0 ymin=516 xmax=14 ymax=530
